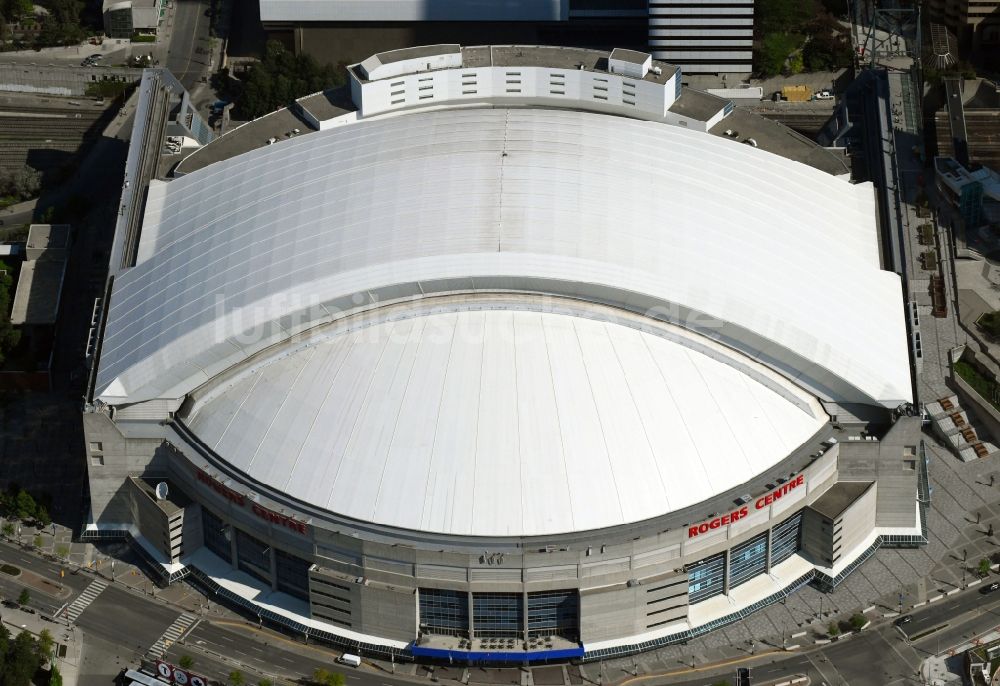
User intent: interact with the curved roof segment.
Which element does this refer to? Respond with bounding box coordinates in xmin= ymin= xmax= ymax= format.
xmin=96 ymin=107 xmax=910 ymax=408
xmin=185 ymin=302 xmax=826 ymax=536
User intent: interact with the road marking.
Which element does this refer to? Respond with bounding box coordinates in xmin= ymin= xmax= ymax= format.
xmin=63 ymin=577 xmax=108 ymax=622
xmin=147 ymin=613 xmax=200 ymax=659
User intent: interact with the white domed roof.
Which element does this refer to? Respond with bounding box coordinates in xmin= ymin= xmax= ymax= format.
xmin=97 ymin=107 xmax=910 ymax=410
xmin=185 ymin=302 xmax=825 ymax=536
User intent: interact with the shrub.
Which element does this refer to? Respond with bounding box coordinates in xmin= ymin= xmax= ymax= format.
xmin=979 ymin=558 xmax=992 ymax=577
xmin=18 ymin=588 xmax=29 ymax=605
xmin=827 ymin=621 xmax=839 ymax=636
xmin=849 ymin=613 xmax=866 ymax=631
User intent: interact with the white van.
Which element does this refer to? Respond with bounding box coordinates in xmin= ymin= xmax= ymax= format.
xmin=338 ymin=654 xmax=361 ymax=668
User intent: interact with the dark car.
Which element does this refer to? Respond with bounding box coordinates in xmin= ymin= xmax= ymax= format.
xmin=20 ymin=606 xmax=35 ymax=614
xmin=894 ymin=614 xmax=912 ymax=626
xmin=981 ymin=582 xmax=1000 ymax=594
xmin=1 ymin=599 xmax=17 ymax=609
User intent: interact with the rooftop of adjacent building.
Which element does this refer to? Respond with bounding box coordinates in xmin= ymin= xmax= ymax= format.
xmin=130 ymin=476 xmax=190 ymax=517
xmin=808 ymin=481 xmax=873 ymax=520
xmin=351 ymin=44 xmax=677 ymax=86
xmin=26 ymin=223 xmax=70 ymax=254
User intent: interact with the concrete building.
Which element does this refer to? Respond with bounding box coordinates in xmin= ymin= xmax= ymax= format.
xmin=259 ymin=0 xmax=752 ymax=75
xmin=647 ymin=0 xmax=754 ymax=74
xmin=103 ymin=0 xmax=159 ymax=39
xmin=83 ymin=46 xmax=923 ymax=663
xmin=924 ymin=0 xmax=1000 ymax=55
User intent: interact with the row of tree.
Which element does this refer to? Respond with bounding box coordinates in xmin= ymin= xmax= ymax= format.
xmin=0 ymin=166 xmax=41 ymax=204
xmin=231 ymin=40 xmax=345 ymax=120
xmin=0 ymin=268 xmax=21 ymax=368
xmin=0 ymin=625 xmax=57 ymax=686
xmin=0 ymin=0 xmax=90 ymax=50
xmin=754 ymin=0 xmax=853 ymax=77
xmin=0 ymin=485 xmax=52 ymax=528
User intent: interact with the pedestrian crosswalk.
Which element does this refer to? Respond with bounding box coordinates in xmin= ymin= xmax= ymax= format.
xmin=62 ymin=578 xmax=108 ymax=622
xmin=147 ymin=613 xmax=199 ymax=659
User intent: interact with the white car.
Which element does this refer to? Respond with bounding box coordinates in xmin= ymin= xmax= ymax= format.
xmin=815 ymin=90 xmax=834 ymax=100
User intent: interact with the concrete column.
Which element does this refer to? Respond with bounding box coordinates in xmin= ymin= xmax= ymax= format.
xmin=723 ymin=549 xmax=731 ymax=595
xmin=228 ymin=525 xmax=238 ymax=571
xmin=765 ymin=527 xmax=774 ymax=573
xmin=522 ymin=591 xmax=529 ymax=641
xmin=269 ymin=545 xmax=278 ymax=591
xmin=468 ymin=590 xmax=475 ymax=640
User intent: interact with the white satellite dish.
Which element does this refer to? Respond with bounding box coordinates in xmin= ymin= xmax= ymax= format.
xmin=155 ymin=482 xmax=169 ymax=500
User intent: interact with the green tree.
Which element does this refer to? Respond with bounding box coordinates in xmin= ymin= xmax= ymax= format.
xmin=0 ymin=271 xmax=21 ymax=368
xmin=36 ymin=628 xmax=54 ymax=661
xmin=757 ymin=32 xmax=803 ymax=77
xmin=50 ymin=665 xmax=63 ymax=686
xmin=802 ymin=29 xmax=853 ymax=72
xmin=5 ymin=630 xmax=41 ymax=686
xmin=17 ymin=588 xmax=29 ymax=605
xmin=34 ymin=505 xmax=51 ymax=528
xmin=178 ymin=654 xmax=194 ymax=669
xmin=755 ymin=0 xmax=811 ymax=36
xmin=849 ymin=613 xmax=866 ymax=631
xmin=0 ymin=623 xmax=10 ymax=678
xmin=827 ymin=621 xmax=839 ymax=637
xmin=328 ymin=674 xmax=345 ymax=686
xmin=14 ymin=490 xmax=36 ymax=521
xmin=313 ymin=668 xmax=330 ymax=686
xmin=56 ymin=545 xmax=69 ymax=559
xmin=979 ymin=557 xmax=992 ymax=577
xmin=234 ymin=40 xmax=345 ymax=120
xmin=0 ymin=0 xmax=33 ymax=22
xmin=0 ymin=165 xmax=41 ymax=201
xmin=2 ymin=522 xmax=14 ymax=538
xmin=228 ymin=670 xmax=245 ymax=686
xmin=32 ymin=534 xmax=43 ymax=549
xmin=32 ymin=0 xmax=85 ymax=48
xmin=258 ymin=680 xmax=273 ymax=686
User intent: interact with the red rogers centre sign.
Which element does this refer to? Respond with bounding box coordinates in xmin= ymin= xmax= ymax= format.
xmin=196 ymin=468 xmax=309 ymax=535
xmin=687 ymin=474 xmax=805 ymax=538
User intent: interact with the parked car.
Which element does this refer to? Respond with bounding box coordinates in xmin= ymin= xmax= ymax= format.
xmin=815 ymin=90 xmax=834 ymax=100
xmin=894 ymin=614 xmax=912 ymax=626
xmin=981 ymin=582 xmax=1000 ymax=594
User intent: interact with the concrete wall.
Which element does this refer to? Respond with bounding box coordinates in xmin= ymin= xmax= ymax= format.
xmin=0 ymin=64 xmax=142 ymax=96
xmin=837 ymin=483 xmax=877 ymax=563
xmin=83 ymin=411 xmax=167 ymax=526
xmin=351 ymin=64 xmax=676 ymax=122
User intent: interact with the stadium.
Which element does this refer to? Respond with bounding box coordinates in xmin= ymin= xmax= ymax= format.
xmin=84 ymin=45 xmax=926 ymax=662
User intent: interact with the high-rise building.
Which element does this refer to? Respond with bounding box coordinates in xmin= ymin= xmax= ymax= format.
xmin=924 ymin=0 xmax=1000 ymax=54
xmin=647 ymin=0 xmax=755 ymax=74
xmin=258 ymin=0 xmax=753 ymax=75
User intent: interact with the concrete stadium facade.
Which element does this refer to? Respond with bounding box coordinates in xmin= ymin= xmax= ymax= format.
xmin=83 ymin=46 xmax=926 ymax=663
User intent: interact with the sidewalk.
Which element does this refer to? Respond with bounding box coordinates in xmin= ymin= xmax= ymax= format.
xmin=1 ymin=603 xmax=83 ymax=686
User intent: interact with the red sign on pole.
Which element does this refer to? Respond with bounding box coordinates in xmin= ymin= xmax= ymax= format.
xmin=156 ymin=660 xmax=207 ymax=686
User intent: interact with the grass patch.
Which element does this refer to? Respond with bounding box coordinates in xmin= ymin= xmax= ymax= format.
xmin=908 ymin=623 xmax=948 ymax=641
xmin=131 ymin=33 xmax=156 ymax=43
xmin=954 ymin=360 xmax=1000 ymax=411
xmin=0 ymin=563 xmax=20 ymax=576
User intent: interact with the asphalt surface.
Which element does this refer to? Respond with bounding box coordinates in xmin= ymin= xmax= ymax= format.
xmin=164 ymin=0 xmax=211 ymax=90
